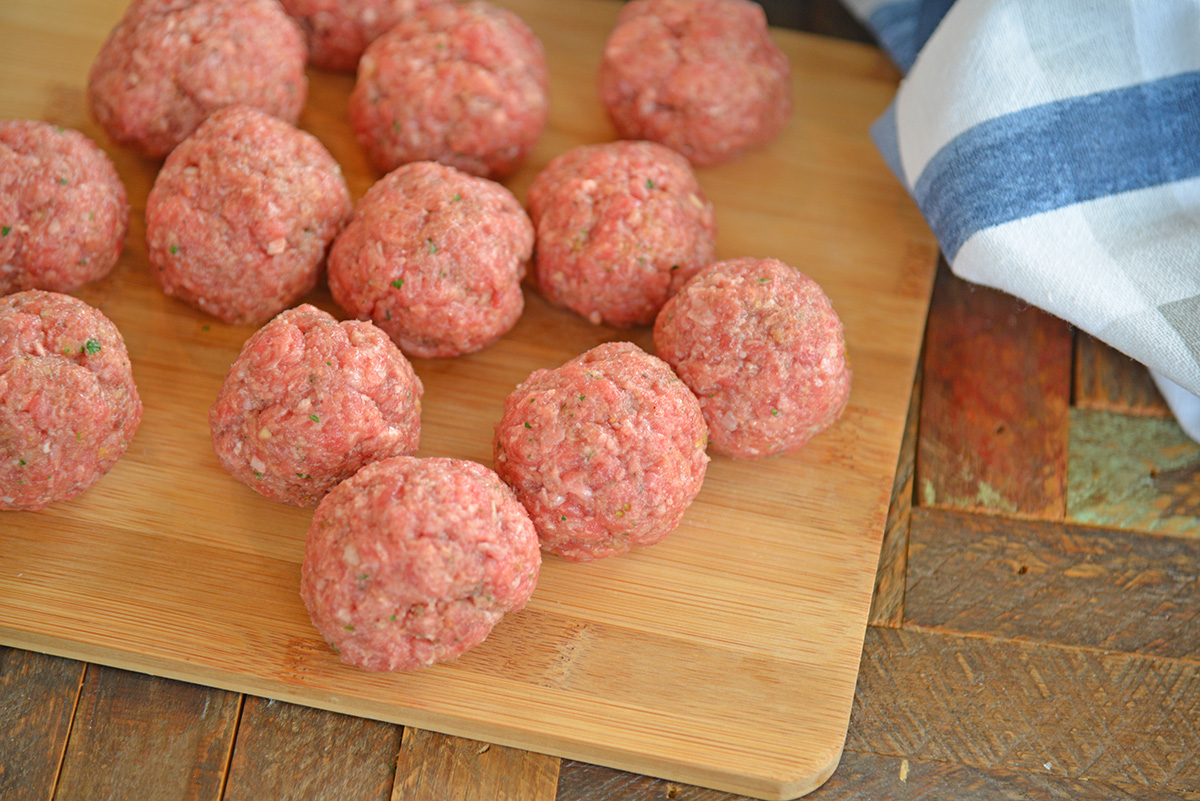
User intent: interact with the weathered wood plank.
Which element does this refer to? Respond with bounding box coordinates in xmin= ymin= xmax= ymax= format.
xmin=810 ymin=751 xmax=1200 ymax=800
xmin=223 ymin=697 xmax=401 ymax=801
xmin=53 ymin=665 xmax=239 ymax=801
xmin=553 ymin=742 xmax=1200 ymax=800
xmin=1073 ymin=333 xmax=1170 ymax=418
xmin=555 ymin=760 xmax=741 ymax=801
xmin=392 ymin=729 xmax=560 ymax=801
xmin=917 ymin=263 xmax=1072 ymax=519
xmin=758 ymin=0 xmax=875 ymax=42
xmin=0 ymin=647 xmax=85 ymax=801
xmin=903 ymin=508 xmax=1200 ymax=660
xmin=846 ymin=627 xmax=1200 ymax=793
xmin=869 ymin=357 xmax=920 ymax=628
xmin=1067 ymin=408 xmax=1200 ymax=537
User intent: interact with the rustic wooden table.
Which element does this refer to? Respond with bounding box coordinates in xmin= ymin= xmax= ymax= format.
xmin=3 ymin=2 xmax=1198 ymax=800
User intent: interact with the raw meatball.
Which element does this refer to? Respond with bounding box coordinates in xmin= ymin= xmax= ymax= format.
xmin=493 ymin=341 xmax=708 ymax=561
xmin=209 ymin=304 xmax=423 ymax=507
xmin=87 ymin=0 xmax=308 ymax=159
xmin=0 ymin=121 xmax=128 ymax=296
xmin=526 ymin=140 xmax=716 ymax=328
xmin=280 ymin=0 xmax=443 ymax=72
xmin=301 ymin=455 xmax=541 ymax=671
xmin=0 ymin=290 xmax=141 ymax=511
xmin=653 ymin=257 xmax=851 ymax=458
xmin=145 ymin=106 xmax=352 ymax=326
xmin=328 ymin=161 xmax=533 ymax=358
xmin=598 ymin=0 xmax=792 ymax=166
xmin=348 ymin=0 xmax=549 ymax=179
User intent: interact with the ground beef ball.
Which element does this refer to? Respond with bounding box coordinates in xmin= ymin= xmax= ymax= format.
xmin=145 ymin=106 xmax=352 ymax=326
xmin=348 ymin=0 xmax=549 ymax=179
xmin=328 ymin=161 xmax=532 ymax=358
xmin=653 ymin=257 xmax=851 ymax=459
xmin=493 ymin=341 xmax=708 ymax=562
xmin=301 ymin=455 xmax=541 ymax=671
xmin=209 ymin=304 xmax=422 ymax=507
xmin=0 ymin=291 xmax=141 ymax=511
xmin=598 ymin=0 xmax=792 ymax=167
xmin=526 ymin=140 xmax=716 ymax=328
xmin=87 ymin=0 xmax=308 ymax=159
xmin=0 ymin=121 xmax=128 ymax=296
xmin=280 ymin=0 xmax=443 ymax=72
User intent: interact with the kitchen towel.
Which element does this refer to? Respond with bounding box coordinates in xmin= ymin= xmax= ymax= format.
xmin=840 ymin=0 xmax=1200 ymax=440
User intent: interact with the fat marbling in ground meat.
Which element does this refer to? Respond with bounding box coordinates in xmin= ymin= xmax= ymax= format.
xmin=87 ymin=0 xmax=308 ymax=159
xmin=526 ymin=140 xmax=716 ymax=328
xmin=348 ymin=0 xmax=549 ymax=179
xmin=0 ymin=290 xmax=141 ymax=511
xmin=493 ymin=341 xmax=708 ymax=562
xmin=209 ymin=304 xmax=423 ymax=507
xmin=653 ymin=257 xmax=851 ymax=459
xmin=145 ymin=106 xmax=352 ymax=326
xmin=328 ymin=161 xmax=533 ymax=358
xmin=301 ymin=455 xmax=541 ymax=671
xmin=598 ymin=0 xmax=792 ymax=167
xmin=0 ymin=121 xmax=128 ymax=296
xmin=280 ymin=0 xmax=446 ymax=72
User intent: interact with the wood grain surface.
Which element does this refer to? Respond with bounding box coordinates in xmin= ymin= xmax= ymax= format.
xmin=0 ymin=0 xmax=934 ymax=798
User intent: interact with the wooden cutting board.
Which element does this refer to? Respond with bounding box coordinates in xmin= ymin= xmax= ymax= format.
xmin=0 ymin=1 xmax=936 ymax=798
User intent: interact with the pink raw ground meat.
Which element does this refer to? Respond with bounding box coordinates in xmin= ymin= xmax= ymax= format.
xmin=0 ymin=121 xmax=128 ymax=295
xmin=280 ymin=0 xmax=445 ymax=71
xmin=493 ymin=341 xmax=708 ymax=561
xmin=598 ymin=0 xmax=792 ymax=166
xmin=348 ymin=0 xmax=549 ymax=179
xmin=87 ymin=0 xmax=308 ymax=160
xmin=653 ymin=257 xmax=851 ymax=459
xmin=209 ymin=304 xmax=423 ymax=507
xmin=145 ymin=106 xmax=352 ymax=326
xmin=301 ymin=455 xmax=541 ymax=671
xmin=0 ymin=290 xmax=141 ymax=511
xmin=526 ymin=140 xmax=716 ymax=328
xmin=328 ymin=161 xmax=533 ymax=358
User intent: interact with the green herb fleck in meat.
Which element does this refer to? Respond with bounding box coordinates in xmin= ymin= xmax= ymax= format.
xmin=426 ymin=237 xmax=438 ymax=254
xmin=309 ymin=414 xmax=320 ymax=423
xmin=451 ymin=192 xmax=461 ymax=202
xmin=57 ymin=177 xmax=68 ymax=185
xmin=646 ymin=178 xmax=656 ymax=189
xmin=391 ymin=278 xmax=404 ymax=289
xmin=82 ymin=338 xmax=101 ymax=355
xmin=344 ymin=624 xmax=355 ymax=631
xmin=1 ymin=226 xmax=10 ymax=236
xmin=169 ymin=244 xmax=178 ymax=255
xmin=523 ymin=421 xmax=532 ymax=429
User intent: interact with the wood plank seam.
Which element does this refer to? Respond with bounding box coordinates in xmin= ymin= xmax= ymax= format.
xmin=48 ymin=658 xmax=87 ymax=801
xmin=215 ymin=693 xmax=247 ymax=801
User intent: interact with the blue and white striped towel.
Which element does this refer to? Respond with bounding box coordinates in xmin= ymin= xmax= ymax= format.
xmin=840 ymin=0 xmax=1200 ymax=440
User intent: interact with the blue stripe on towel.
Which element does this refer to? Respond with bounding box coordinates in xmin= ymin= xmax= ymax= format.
xmin=913 ymin=70 xmax=1200 ymax=260
xmin=867 ymin=0 xmax=955 ymax=72
xmin=868 ymin=1 xmax=922 ymax=71
xmin=870 ymin=101 xmax=907 ymax=187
